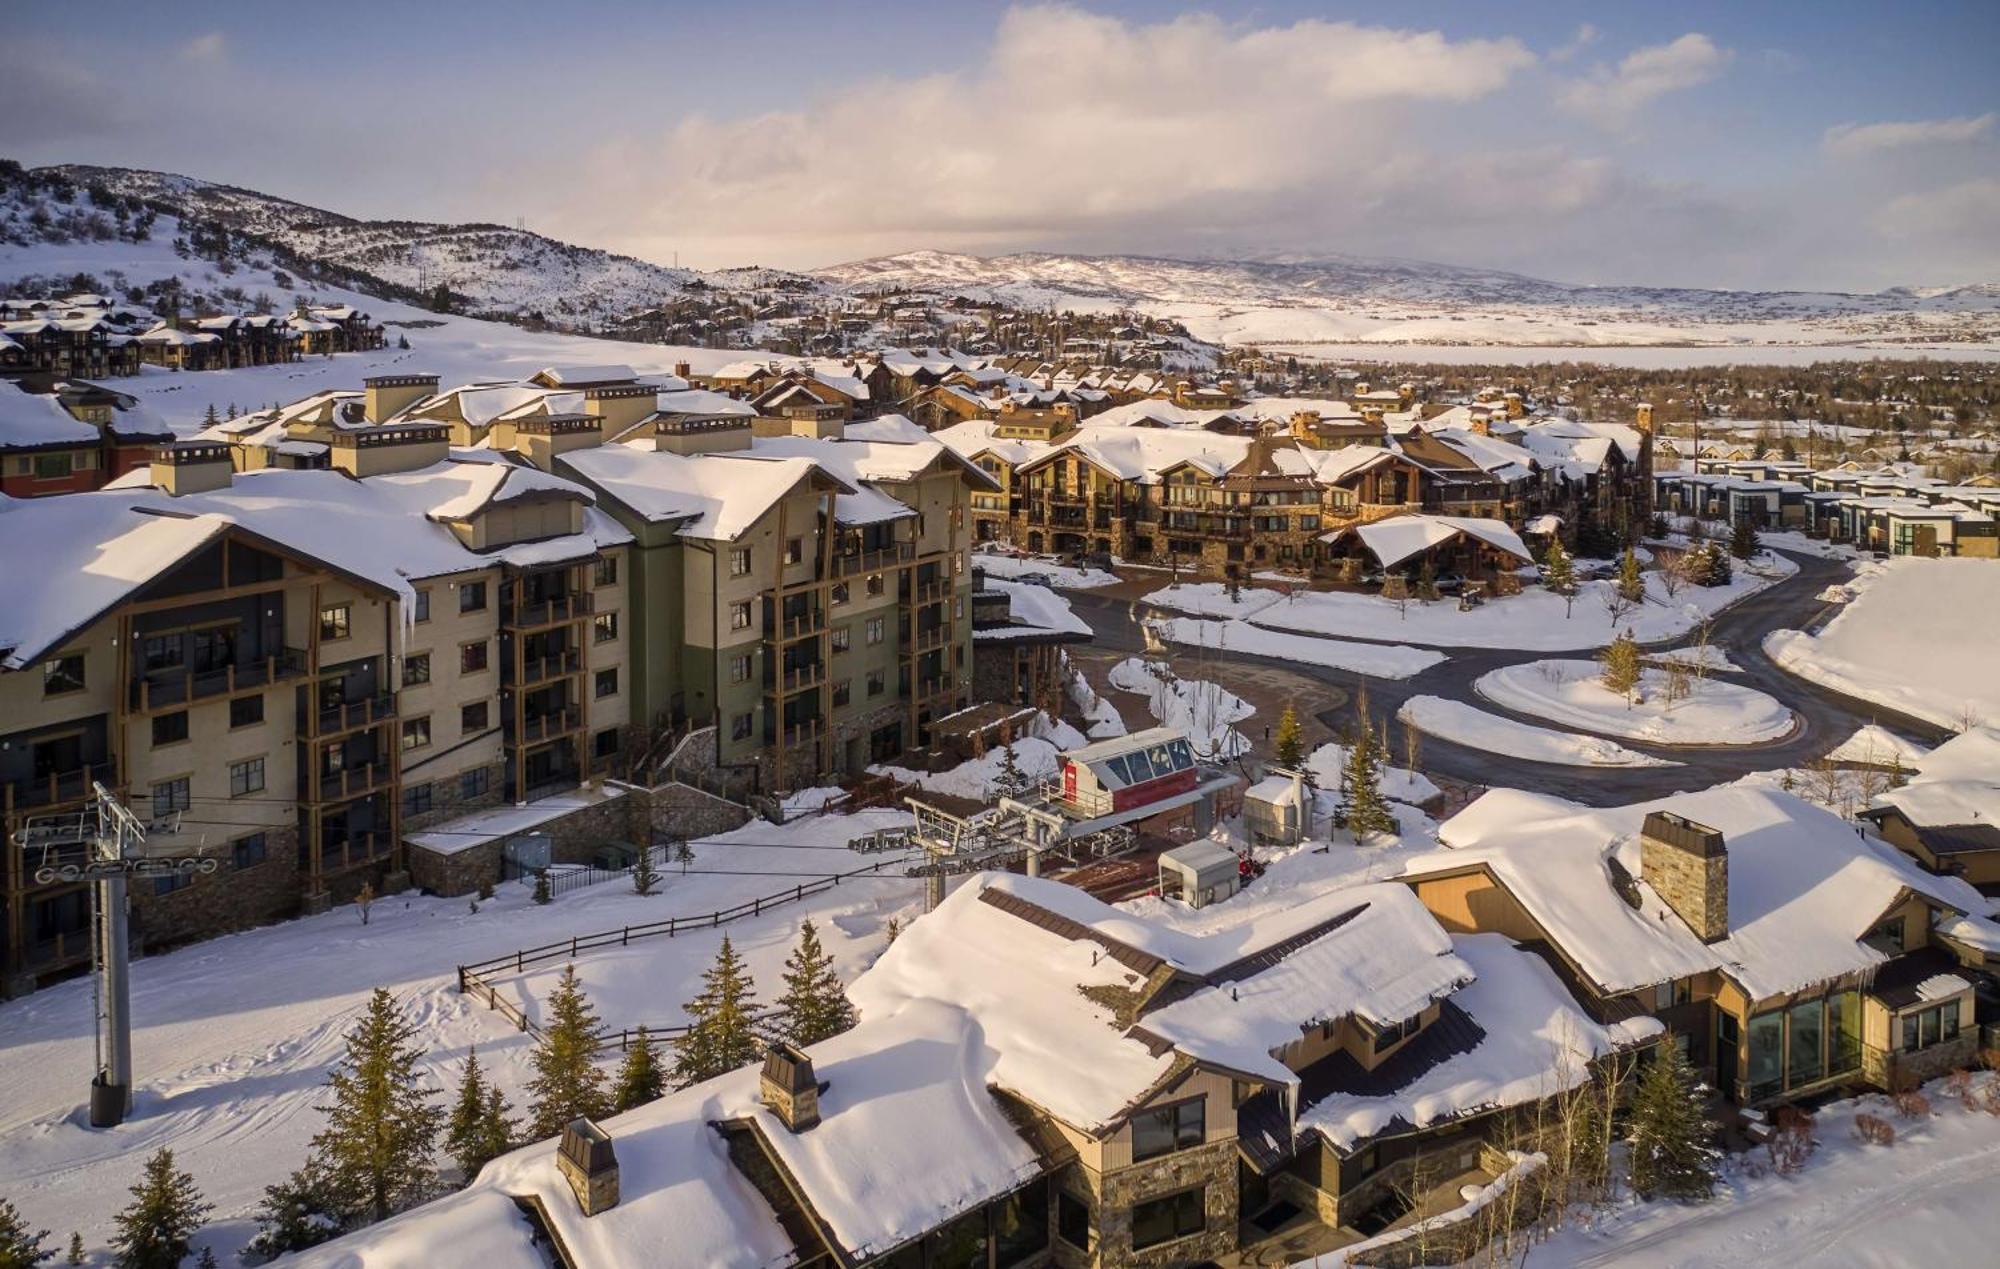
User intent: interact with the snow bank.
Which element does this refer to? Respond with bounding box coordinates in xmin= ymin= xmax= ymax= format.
xmin=1066 ymin=665 xmax=1128 ymax=739
xmin=1827 ymin=724 xmax=1931 ymax=769
xmin=1106 ymin=657 xmax=1253 ymax=757
xmin=1147 ymin=615 xmax=1446 ymax=680
xmin=1398 ymin=696 xmax=1678 ymax=767
xmin=1475 ymin=660 xmax=1794 ymax=745
xmin=971 ymin=550 xmax=1119 ymax=590
xmin=1305 ymin=741 xmax=1442 ymax=805
xmin=1766 ymin=557 xmax=2000 ymax=729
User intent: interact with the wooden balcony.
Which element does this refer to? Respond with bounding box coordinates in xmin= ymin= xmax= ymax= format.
xmin=769 ymin=609 xmax=827 ymax=643
xmin=513 ymin=649 xmax=582 ymax=688
xmin=305 ymin=693 xmax=397 ymax=740
xmin=3 ymin=758 xmax=117 ymax=813
xmin=128 ymin=649 xmax=307 ymax=712
xmin=831 ymin=542 xmax=914 ymax=577
xmin=514 ymin=706 xmax=584 ymax=746
xmin=907 ymin=622 xmax=951 ymax=653
xmin=506 ymin=590 xmax=594 ymax=632
xmin=315 ymin=760 xmax=394 ymax=803
xmin=767 ymin=661 xmax=826 ymax=696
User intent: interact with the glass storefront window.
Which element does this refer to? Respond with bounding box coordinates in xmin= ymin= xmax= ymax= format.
xmin=1747 ymin=1011 xmax=1784 ymax=1101
xmin=924 ymin=1208 xmax=989 ymax=1269
xmin=1788 ymin=999 xmax=1825 ymax=1087
xmin=1829 ymin=991 xmax=1861 ymax=1074
xmin=994 ymin=1184 xmax=1050 ymax=1267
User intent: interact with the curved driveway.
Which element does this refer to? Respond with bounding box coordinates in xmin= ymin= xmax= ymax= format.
xmin=1065 ymin=550 xmax=1945 ymax=807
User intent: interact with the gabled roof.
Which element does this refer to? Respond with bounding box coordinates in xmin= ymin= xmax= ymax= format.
xmin=559 ymin=442 xmax=851 ymax=541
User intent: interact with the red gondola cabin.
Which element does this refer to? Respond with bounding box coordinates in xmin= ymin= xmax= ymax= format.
xmin=1058 ymin=727 xmax=1200 ymax=816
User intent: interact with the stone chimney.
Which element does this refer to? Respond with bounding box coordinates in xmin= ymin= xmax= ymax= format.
xmin=760 ymin=1042 xmax=822 ymax=1132
xmin=674 ymin=361 xmax=692 ymax=379
xmin=1361 ymin=405 xmax=1384 ymax=426
xmin=556 ymin=1118 xmax=619 ymax=1216
xmin=1503 ymin=391 xmax=1524 ymax=420
xmin=150 ymin=440 xmax=234 ymax=496
xmin=328 ymin=422 xmax=451 ymax=478
xmin=1635 ymin=402 xmax=1655 ymax=434
xmin=1469 ymin=408 xmax=1492 ymax=437
xmin=362 ymin=373 xmax=439 ymax=424
xmin=583 ymin=384 xmax=657 ymax=441
xmin=1639 ymin=810 xmax=1729 ymax=943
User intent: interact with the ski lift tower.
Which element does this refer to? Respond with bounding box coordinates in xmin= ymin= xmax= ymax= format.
xmin=14 ymin=782 xmax=216 ymax=1128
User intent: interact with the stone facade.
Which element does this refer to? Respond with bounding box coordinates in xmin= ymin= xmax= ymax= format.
xmin=1863 ymin=1032 xmax=1978 ymax=1092
xmin=128 ymin=826 xmax=303 ymax=953
xmin=1060 ymin=1138 xmax=1238 ymax=1267
xmin=1639 ymin=820 xmax=1728 ymax=944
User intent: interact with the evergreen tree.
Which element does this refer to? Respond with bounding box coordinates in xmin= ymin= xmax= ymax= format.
xmin=112 ymin=1148 xmax=210 ymax=1269
xmin=1343 ymin=708 xmax=1396 ymax=841
xmin=311 ymin=989 xmax=442 ymax=1224
xmin=445 ymin=1047 xmax=515 ymax=1181
xmin=0 ymin=1198 xmax=51 ymax=1268
xmin=199 ymin=403 xmax=219 ymax=428
xmin=1696 ymin=541 xmax=1733 ymax=586
xmin=527 ymin=966 xmax=610 ymax=1139
xmin=1542 ymin=538 xmax=1578 ymax=616
xmin=631 ymin=844 xmax=660 ymax=897
xmin=1730 ymin=517 xmax=1759 ymax=561
xmin=990 ymin=742 xmax=1028 ymax=800
xmin=531 ymin=870 xmax=552 ymax=905
xmin=245 ymin=1162 xmax=344 ymax=1261
xmin=1617 ymin=546 xmax=1645 ymax=604
xmin=1599 ymin=629 xmax=1643 ymax=704
xmin=66 ymin=1233 xmax=83 ymax=1267
xmin=775 ymin=919 xmax=856 ymax=1049
xmin=613 ymin=1027 xmax=666 ymax=1112
xmin=1273 ymin=704 xmax=1305 ymax=768
xmin=1627 ymin=1039 xmax=1719 ymax=1201
xmin=196 ymin=1250 xmax=217 ymax=1269
xmin=672 ymin=935 xmax=763 ymax=1089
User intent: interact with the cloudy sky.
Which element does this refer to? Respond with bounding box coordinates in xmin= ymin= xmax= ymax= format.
xmin=8 ymin=1 xmax=1996 ymax=289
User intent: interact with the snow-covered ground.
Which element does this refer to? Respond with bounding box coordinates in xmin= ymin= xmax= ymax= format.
xmin=1526 ymin=1075 xmax=2000 ymax=1268
xmin=1646 ymin=644 xmax=1743 ymax=674
xmin=1475 ymin=661 xmax=1795 ymax=745
xmin=0 ymin=811 xmax=920 ymax=1264
xmin=969 ymin=550 xmax=1121 ymax=590
xmin=1146 ymin=615 xmax=1446 ymax=680
xmin=1398 ymin=697 xmax=1679 ymax=767
xmin=1065 ymin=665 xmax=1129 ymax=740
xmin=1825 ymin=724 xmax=1931 ymax=768
xmin=1144 ymin=558 xmax=1795 ymax=652
xmin=1766 ymin=557 xmax=2000 ymax=730
xmin=1304 ymin=741 xmax=1442 ymax=806
xmin=872 ymin=720 xmax=1090 ymax=802
xmin=1106 ymin=657 xmax=1254 ymax=758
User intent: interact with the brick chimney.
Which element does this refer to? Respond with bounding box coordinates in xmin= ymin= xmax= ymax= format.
xmin=557 ymin=1118 xmax=619 ymax=1216
xmin=1639 ymin=810 xmax=1729 ymax=943
xmin=760 ymin=1042 xmax=822 ymax=1132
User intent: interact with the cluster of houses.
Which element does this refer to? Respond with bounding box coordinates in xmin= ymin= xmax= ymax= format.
xmin=0 ymin=291 xmax=385 ymax=381
xmin=1657 ymin=457 xmax=2000 ymax=557
xmin=0 ymin=363 xmax=1086 ymax=994
xmin=291 ymin=768 xmax=2000 ymax=1268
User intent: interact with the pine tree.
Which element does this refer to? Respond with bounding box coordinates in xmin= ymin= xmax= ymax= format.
xmin=112 ymin=1148 xmax=210 ymax=1269
xmin=311 ymin=988 xmax=442 ymax=1224
xmin=775 ymin=919 xmax=856 ymax=1049
xmin=1343 ymin=708 xmax=1396 ymax=841
xmin=66 ymin=1232 xmax=83 ymax=1267
xmin=446 ymin=1047 xmax=513 ymax=1181
xmin=672 ymin=935 xmax=763 ymax=1089
xmin=991 ymin=742 xmax=1028 ymax=800
xmin=527 ymin=966 xmax=610 ymax=1139
xmin=200 ymin=403 xmax=219 ymax=429
xmin=1600 ymin=629 xmax=1643 ymax=705
xmin=631 ymin=844 xmax=660 ymax=897
xmin=1273 ymin=704 xmax=1305 ymax=768
xmin=1627 ymin=1039 xmax=1719 ymax=1201
xmin=245 ymin=1161 xmax=345 ymax=1260
xmin=196 ymin=1249 xmax=217 ymax=1269
xmin=1617 ymin=546 xmax=1645 ymax=603
xmin=1730 ymin=517 xmax=1759 ymax=561
xmin=613 ymin=1027 xmax=666 ymax=1112
xmin=1542 ymin=538 xmax=1577 ymax=616
xmin=0 ymin=1198 xmax=51 ymax=1268
xmin=531 ymin=870 xmax=552 ymax=905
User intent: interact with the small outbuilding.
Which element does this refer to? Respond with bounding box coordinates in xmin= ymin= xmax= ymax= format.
xmin=1158 ymin=839 xmax=1241 ymax=909
xmin=1244 ymin=771 xmax=1308 ymax=846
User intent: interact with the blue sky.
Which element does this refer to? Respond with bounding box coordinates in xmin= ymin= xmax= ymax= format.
xmin=7 ymin=2 xmax=1996 ymax=288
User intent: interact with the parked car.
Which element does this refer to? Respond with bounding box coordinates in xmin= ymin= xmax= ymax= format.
xmin=1014 ymin=571 xmax=1056 ymax=587
xmin=1432 ymin=572 xmax=1467 ymax=594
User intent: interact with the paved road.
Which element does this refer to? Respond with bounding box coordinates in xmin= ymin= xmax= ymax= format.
xmin=1065 ymin=550 xmax=1947 ymax=807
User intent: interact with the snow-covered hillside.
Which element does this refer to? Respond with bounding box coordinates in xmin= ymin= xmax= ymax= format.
xmin=821 ymin=249 xmax=2000 ymax=350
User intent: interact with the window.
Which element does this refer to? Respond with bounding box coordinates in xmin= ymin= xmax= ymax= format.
xmin=460 ymin=640 xmax=489 ymax=674
xmin=32 ymin=452 xmax=73 ymax=480
xmin=866 ymin=573 xmax=885 ymax=598
xmin=461 ymin=701 xmax=489 ymax=733
xmin=402 ymin=781 xmax=434 ymax=817
xmin=1131 ymin=1187 xmax=1205 ymax=1250
xmin=731 ymin=712 xmax=755 ymax=741
xmin=1789 ymin=997 xmax=1825 ymax=1087
xmin=1747 ymin=1010 xmax=1784 ymax=1102
xmin=593 ymin=556 xmax=618 ymax=587
xmin=785 ymin=537 xmax=804 ymax=565
xmin=319 ymin=604 xmax=351 ymax=641
xmin=1372 ymin=1015 xmax=1424 ymax=1053
xmin=232 ymin=833 xmax=267 ymax=870
xmin=729 ymin=548 xmax=752 ymax=577
xmin=151 ymin=778 xmax=190 ymax=819
xmin=593 ymin=611 xmax=619 ymax=643
xmin=229 ymin=757 xmax=265 ymax=798
xmin=42 ymin=654 xmax=85 ymax=696
xmin=230 ymin=694 xmax=264 ymax=728
xmin=1653 ymin=978 xmax=1694 ymax=1010
xmin=1131 ymin=1098 xmax=1205 ymax=1162
xmin=1056 ymin=1191 xmax=1092 ymax=1251
xmin=831 ymin=582 xmax=850 ymax=606
xmin=153 ymin=870 xmax=191 ymax=897
xmin=865 ymin=617 xmax=884 ymax=645
xmin=401 ymin=716 xmax=432 ymax=751
xmin=402 ymin=653 xmax=431 ymax=687
xmin=866 ymin=669 xmax=885 ymax=698
xmin=460 ymin=768 xmax=490 ymax=801
xmin=729 ymin=602 xmax=752 ymax=631
xmin=413 ymin=589 xmax=431 ymax=623
xmin=1902 ymin=1002 xmax=1961 ymax=1052
xmin=595 ymin=668 xmax=618 ymax=699
xmin=594 ymin=727 xmax=620 ymax=759
xmin=833 ymin=680 xmax=851 ymax=707
xmin=1863 ymin=916 xmax=1906 ymax=956
xmin=729 ymin=654 xmax=752 ymax=684
xmin=459 ymin=581 xmax=487 ymax=613
xmin=831 ymin=626 xmax=851 ymax=653
xmin=152 ymin=711 xmax=189 ymax=747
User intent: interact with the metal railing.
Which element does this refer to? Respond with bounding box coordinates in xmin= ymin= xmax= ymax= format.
xmin=316 ymin=761 xmax=392 ymax=802
xmin=4 ymin=759 xmax=117 ymax=812
xmin=508 ymin=590 xmax=594 ymax=630
xmin=128 ymin=649 xmax=309 ymax=712
xmin=514 ymin=649 xmax=582 ymax=687
xmin=308 ymin=693 xmax=396 ymax=739
xmin=831 ymin=542 xmax=914 ymax=577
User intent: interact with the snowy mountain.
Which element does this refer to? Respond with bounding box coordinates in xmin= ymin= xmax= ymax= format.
xmin=819 ymin=250 xmax=2000 ymax=349
xmin=37 ymin=163 xmax=822 ymax=326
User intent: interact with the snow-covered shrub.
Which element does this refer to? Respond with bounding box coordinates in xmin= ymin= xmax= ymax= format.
xmin=1766 ymin=1107 xmax=1815 ymax=1175
xmin=1853 ymin=1113 xmax=1894 ymax=1147
xmin=1892 ymin=1089 xmax=1930 ymax=1120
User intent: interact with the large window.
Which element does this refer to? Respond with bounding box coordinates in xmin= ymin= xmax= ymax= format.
xmin=1903 ymin=1002 xmax=1961 ymax=1052
xmin=1056 ymin=1190 xmax=1092 ymax=1251
xmin=319 ymin=604 xmax=351 ymax=641
xmin=230 ymin=694 xmax=264 ymax=729
xmin=1131 ymin=1187 xmax=1205 ymax=1251
xmin=459 ymin=581 xmax=487 ymax=613
xmin=151 ymin=778 xmax=191 ymax=819
xmin=1746 ymin=1010 xmax=1785 ymax=1103
xmin=1788 ymin=998 xmax=1825 ymax=1088
xmin=229 ymin=758 xmax=265 ymax=798
xmin=1829 ymin=991 xmax=1861 ymax=1075
xmin=152 ymin=712 xmax=189 ymax=747
xmin=42 ymin=654 xmax=85 ymax=696
xmin=402 ymin=653 xmax=431 ymax=687
xmin=1131 ymin=1098 xmax=1205 ymax=1162
xmin=993 ymin=1184 xmax=1049 ymax=1266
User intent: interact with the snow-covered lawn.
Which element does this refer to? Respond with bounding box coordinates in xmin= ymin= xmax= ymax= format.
xmin=1398 ymin=696 xmax=1679 ymax=767
xmin=1146 ymin=615 xmax=1446 ymax=679
xmin=1475 ymin=660 xmax=1795 ymax=745
xmin=1144 ymin=556 xmax=1795 ymax=652
xmin=0 ymin=811 xmax=919 ymax=1264
xmin=969 ymin=550 xmax=1120 ymax=590
xmin=1526 ymin=1075 xmax=2000 ymax=1268
xmin=1825 ymin=724 xmax=1931 ymax=768
xmin=1646 ymin=644 xmax=1742 ymax=674
xmin=1304 ymin=741 xmax=1442 ymax=806
xmin=1106 ymin=657 xmax=1254 ymax=758
xmin=1766 ymin=557 xmax=2000 ymax=730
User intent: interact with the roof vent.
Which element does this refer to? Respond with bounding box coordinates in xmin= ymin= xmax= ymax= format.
xmin=760 ymin=1042 xmax=822 ymax=1133
xmin=557 ymin=1118 xmax=619 ymax=1216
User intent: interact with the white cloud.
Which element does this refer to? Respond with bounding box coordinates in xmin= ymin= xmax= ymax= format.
xmin=1560 ymin=33 xmax=1731 ymax=125
xmin=1824 ymin=113 xmax=1994 ymax=158
xmin=1548 ymin=23 xmax=1598 ymax=64
xmin=178 ymin=32 xmax=226 ymax=64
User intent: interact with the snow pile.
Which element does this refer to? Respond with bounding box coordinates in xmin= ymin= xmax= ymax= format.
xmin=976 ymin=576 xmax=1091 ymax=639
xmin=1067 ymin=665 xmax=1128 ymax=739
xmin=1398 ymin=696 xmax=1678 ymax=768
xmin=970 ymin=550 xmax=1119 ymax=589
xmin=1646 ymin=643 xmax=1742 ymax=673
xmin=1106 ymin=657 xmax=1253 ymax=758
xmin=1140 ymin=580 xmax=1286 ymax=620
xmin=1305 ymin=741 xmax=1442 ymax=805
xmin=1147 ymin=616 xmax=1446 ymax=680
xmin=1827 ymin=724 xmax=1931 ymax=769
xmin=872 ymin=736 xmax=1064 ymax=800
xmin=1475 ymin=659 xmax=1794 ymax=745
xmin=1766 ymin=558 xmax=2000 ymax=730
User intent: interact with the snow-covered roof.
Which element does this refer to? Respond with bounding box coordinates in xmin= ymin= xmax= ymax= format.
xmin=532 ymin=364 xmax=637 ymax=387
xmin=1332 ymin=515 xmax=1532 ymax=569
xmin=973 ymin=577 xmax=1090 ymax=642
xmin=842 ymin=412 xmax=929 ymax=443
xmin=406 ymin=786 xmax=627 ymax=855
xmin=559 ymin=441 xmax=847 ymax=541
xmin=931 ymin=417 xmax=1050 ymax=468
xmin=0 ymin=382 xmax=100 ymax=449
xmin=1873 ymin=725 xmax=2000 ymax=831
xmin=1025 ymin=423 xmax=1251 ymax=484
